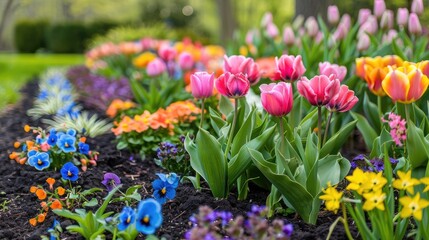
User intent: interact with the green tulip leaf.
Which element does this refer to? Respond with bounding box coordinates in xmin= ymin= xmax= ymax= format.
xmin=351 ymin=112 xmax=377 ymax=150
xmin=320 ymin=120 xmax=357 ymax=157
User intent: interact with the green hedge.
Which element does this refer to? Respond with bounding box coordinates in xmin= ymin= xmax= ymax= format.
xmin=45 ymin=23 xmax=88 ymax=53
xmin=14 ymin=20 xmax=48 ymax=53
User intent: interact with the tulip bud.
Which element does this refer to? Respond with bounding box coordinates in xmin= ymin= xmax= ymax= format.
xmin=340 ymin=14 xmax=351 ymax=30
xmin=382 ymin=29 xmax=398 ymax=44
xmin=266 ymin=22 xmax=279 ymax=38
xmin=374 ymin=0 xmax=386 ymax=18
xmin=271 ymin=55 xmax=306 ymax=81
xmin=327 ymin=5 xmax=340 ymax=25
xmin=409 ymin=13 xmax=422 ymax=35
xmin=380 ymin=10 xmax=394 ymax=30
xmin=261 ymin=12 xmax=273 ymax=27
xmin=333 ymin=23 xmax=347 ymax=41
xmin=246 ymin=29 xmax=259 ymax=45
xmin=411 ymin=0 xmax=424 ymax=15
xmin=146 ymin=58 xmax=167 ymax=76
xmin=190 ymin=72 xmax=215 ymax=99
xmin=292 ymin=15 xmax=305 ymax=30
xmin=305 ymin=16 xmax=319 ymax=38
xmin=357 ymin=33 xmax=371 ymax=52
xmin=283 ymin=26 xmax=295 ymax=46
xmin=178 ymin=52 xmax=194 ymax=70
xmin=358 ymin=9 xmax=372 ymax=25
xmin=215 ymin=72 xmax=250 ymax=98
xmin=397 ymin=8 xmax=409 ymax=27
xmin=359 ymin=16 xmax=378 ymax=36
xmin=260 ymin=82 xmax=293 ymax=116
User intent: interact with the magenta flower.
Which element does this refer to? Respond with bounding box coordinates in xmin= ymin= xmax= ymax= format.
xmin=382 ymin=113 xmax=407 ymax=147
xmin=190 ymin=72 xmax=215 ymax=99
xmin=223 ymin=55 xmax=261 ymax=85
xmin=260 ymin=82 xmax=293 ymax=116
xmin=178 ymin=52 xmax=194 ymax=70
xmin=297 ymin=75 xmax=340 ymax=106
xmin=146 ymin=58 xmax=167 ymax=77
xmin=101 ymin=173 xmax=121 ymax=191
xmin=319 ymin=62 xmax=347 ymax=82
xmin=271 ymin=55 xmax=306 ymax=81
xmin=215 ymin=72 xmax=250 ymax=98
xmin=158 ymin=45 xmax=177 ymax=61
xmin=326 ymin=85 xmax=358 ymax=112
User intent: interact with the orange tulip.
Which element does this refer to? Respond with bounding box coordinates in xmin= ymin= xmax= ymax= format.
xmin=355 ymin=55 xmax=403 ymax=96
xmin=382 ymin=65 xmax=429 ymax=103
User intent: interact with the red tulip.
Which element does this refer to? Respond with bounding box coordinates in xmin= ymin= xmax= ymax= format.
xmin=260 ymin=82 xmax=293 ymax=116
xmin=297 ymin=75 xmax=340 ymax=106
xmin=327 ymin=85 xmax=358 ymax=112
xmin=215 ymin=72 xmax=250 ymax=98
xmin=190 ymin=72 xmax=215 ymax=99
xmin=271 ymin=55 xmax=306 ymax=81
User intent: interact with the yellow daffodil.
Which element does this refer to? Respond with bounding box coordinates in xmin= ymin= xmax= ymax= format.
xmin=346 ymin=168 xmax=368 ymax=195
xmin=419 ymin=177 xmax=429 ymax=192
xmin=399 ymin=192 xmax=429 ymax=221
xmin=392 ymin=170 xmax=420 ymax=194
xmin=382 ymin=65 xmax=429 ymax=104
xmin=363 ymin=190 xmax=386 ymax=211
xmin=362 ymin=172 xmax=387 ymax=193
xmin=319 ymin=183 xmax=343 ymax=214
xmin=133 ymin=52 xmax=157 ymax=68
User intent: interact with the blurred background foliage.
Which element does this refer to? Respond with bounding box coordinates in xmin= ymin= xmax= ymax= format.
xmin=1 ymin=0 xmax=427 ymax=53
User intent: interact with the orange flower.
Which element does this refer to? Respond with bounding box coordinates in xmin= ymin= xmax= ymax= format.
xmin=46 ymin=178 xmax=55 ymax=190
xmin=50 ymin=199 xmax=63 ymax=210
xmin=382 ymin=65 xmax=429 ymax=103
xmin=29 ymin=218 xmax=37 ymax=226
xmin=355 ymin=55 xmax=403 ymax=96
xmin=30 ymin=186 xmax=38 ymax=193
xmin=24 ymin=125 xmax=31 ymax=132
xmin=56 ymin=187 xmax=66 ymax=196
xmin=37 ymin=213 xmax=46 ymax=223
xmin=35 ymin=189 xmax=47 ymax=200
xmin=40 ymin=201 xmax=49 ymax=211
xmin=9 ymin=152 xmax=19 ymax=160
xmin=256 ymin=57 xmax=277 ymax=79
xmin=80 ymin=137 xmax=87 ymax=143
xmin=18 ymin=157 xmax=27 ymax=165
xmin=13 ymin=142 xmax=21 ymax=148
xmin=133 ymin=52 xmax=157 ymax=68
xmin=26 ymin=141 xmax=35 ymax=149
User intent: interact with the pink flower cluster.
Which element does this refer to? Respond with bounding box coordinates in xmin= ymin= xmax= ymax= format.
xmin=383 ymin=113 xmax=407 ymax=146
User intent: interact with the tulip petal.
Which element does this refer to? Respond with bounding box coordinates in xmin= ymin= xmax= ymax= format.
xmin=407 ymin=69 xmax=429 ymax=103
xmin=382 ymin=69 xmax=409 ymax=102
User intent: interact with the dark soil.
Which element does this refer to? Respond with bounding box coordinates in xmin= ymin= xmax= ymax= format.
xmin=0 ymin=80 xmax=359 ymax=240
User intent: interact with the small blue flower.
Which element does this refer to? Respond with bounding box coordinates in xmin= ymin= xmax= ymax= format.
xmin=36 ymin=136 xmax=46 ymax=145
xmin=156 ymin=173 xmax=180 ymax=188
xmin=135 ymin=199 xmax=162 ymax=235
xmin=60 ymin=162 xmax=79 ymax=181
xmin=117 ymin=207 xmax=136 ymax=231
xmin=66 ymin=128 xmax=77 ymax=137
xmin=78 ymin=142 xmax=89 ymax=155
xmin=27 ymin=150 xmax=38 ymax=158
xmin=48 ymin=219 xmax=60 ymax=240
xmin=57 ymin=134 xmax=76 ymax=153
xmin=28 ymin=152 xmax=50 ymax=170
xmin=47 ymin=131 xmax=58 ymax=146
xmin=152 ymin=179 xmax=176 ymax=204
xmin=22 ymin=143 xmax=27 ymax=152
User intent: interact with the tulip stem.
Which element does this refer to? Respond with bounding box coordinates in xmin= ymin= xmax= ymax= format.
xmin=317 ymin=106 xmax=323 ymax=150
xmin=224 ymin=99 xmax=238 ymax=160
xmin=195 ymin=98 xmax=205 ymax=191
xmin=323 ymin=111 xmax=334 ymax=145
xmin=279 ymin=116 xmax=285 ymax=152
xmin=377 ymin=96 xmax=382 ymax=116
xmin=199 ymin=99 xmax=205 ymax=129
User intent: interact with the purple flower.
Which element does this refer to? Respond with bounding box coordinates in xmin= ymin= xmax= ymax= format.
xmin=283 ymin=223 xmax=294 ymax=237
xmin=101 ymin=173 xmax=121 ymax=191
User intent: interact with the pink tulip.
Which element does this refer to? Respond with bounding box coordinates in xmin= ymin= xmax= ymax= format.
xmin=382 ymin=29 xmax=399 ymax=44
xmin=266 ymin=22 xmax=279 ymax=38
xmin=380 ymin=10 xmax=394 ymax=29
xmin=374 ymin=0 xmax=386 ymax=18
xmin=333 ymin=22 xmax=348 ymax=41
xmin=223 ymin=55 xmax=261 ymax=85
xmin=158 ymin=45 xmax=177 ymax=61
xmin=358 ymin=9 xmax=372 ymax=25
xmin=178 ymin=52 xmax=194 ymax=70
xmin=146 ymin=58 xmax=167 ymax=76
xmin=297 ymin=75 xmax=340 ymax=106
xmin=409 ymin=13 xmax=422 ymax=35
xmin=246 ymin=61 xmax=261 ymax=85
xmin=271 ymin=55 xmax=306 ymax=81
xmin=411 ymin=0 xmax=424 ymax=15
xmin=190 ymin=72 xmax=215 ymax=99
xmin=260 ymin=82 xmax=293 ymax=116
xmin=319 ymin=62 xmax=347 ymax=82
xmin=359 ymin=15 xmax=378 ymax=36
xmin=305 ymin=16 xmax=319 ymax=37
xmin=340 ymin=14 xmax=351 ymax=30
xmin=327 ymin=5 xmax=340 ymax=25
xmin=327 ymin=85 xmax=358 ymax=112
xmin=215 ymin=72 xmax=250 ymax=98
xmin=283 ymin=26 xmax=295 ymax=46
xmin=261 ymin=12 xmax=273 ymax=27
xmin=357 ymin=33 xmax=371 ymax=51
xmin=246 ymin=29 xmax=259 ymax=45
xmin=397 ymin=8 xmax=409 ymax=26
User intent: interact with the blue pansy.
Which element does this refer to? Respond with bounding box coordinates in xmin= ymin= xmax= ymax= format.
xmin=60 ymin=162 xmax=79 ymax=181
xmin=156 ymin=173 xmax=180 ymax=188
xmin=36 ymin=136 xmax=46 ymax=145
xmin=78 ymin=142 xmax=89 ymax=155
xmin=66 ymin=128 xmax=77 ymax=137
xmin=47 ymin=129 xmax=58 ymax=146
xmin=117 ymin=206 xmax=136 ymax=231
xmin=135 ymin=199 xmax=163 ymax=235
xmin=152 ymin=179 xmax=176 ymax=204
xmin=57 ymin=134 xmax=76 ymax=153
xmin=48 ymin=219 xmax=60 ymax=240
xmin=28 ymin=152 xmax=50 ymax=170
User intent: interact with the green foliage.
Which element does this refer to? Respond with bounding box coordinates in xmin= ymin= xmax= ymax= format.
xmin=45 ymin=23 xmax=88 ymax=53
xmin=14 ymin=20 xmax=48 ymax=53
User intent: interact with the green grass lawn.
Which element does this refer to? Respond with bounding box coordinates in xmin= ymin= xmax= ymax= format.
xmin=0 ymin=54 xmax=84 ymax=110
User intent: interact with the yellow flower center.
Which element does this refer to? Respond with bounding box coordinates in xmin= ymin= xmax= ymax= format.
xmin=143 ymin=215 xmax=149 ymax=224
xmin=126 ymin=216 xmax=131 ymax=223
xmin=65 ymin=143 xmax=69 ymax=147
xmin=38 ymin=159 xmax=42 ymax=165
xmin=161 ymin=187 xmax=166 ymax=195
xmin=67 ymin=171 xmax=72 ymax=176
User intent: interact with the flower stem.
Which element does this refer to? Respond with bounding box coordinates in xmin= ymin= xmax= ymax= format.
xmin=279 ymin=117 xmax=285 ymax=152
xmin=222 ymin=98 xmax=238 ymax=197
xmin=341 ymin=203 xmax=354 ymax=240
xmin=199 ymin=99 xmax=205 ymax=129
xmin=195 ymin=98 xmax=205 ymax=192
xmin=323 ymin=111 xmax=334 ymax=145
xmin=317 ymin=106 xmax=323 ymax=150
xmin=377 ymin=96 xmax=382 ymax=116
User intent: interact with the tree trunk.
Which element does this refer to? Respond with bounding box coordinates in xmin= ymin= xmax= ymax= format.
xmin=215 ymin=0 xmax=237 ymax=46
xmin=295 ymin=0 xmax=330 ymax=19
xmin=0 ymin=0 xmax=19 ymax=50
